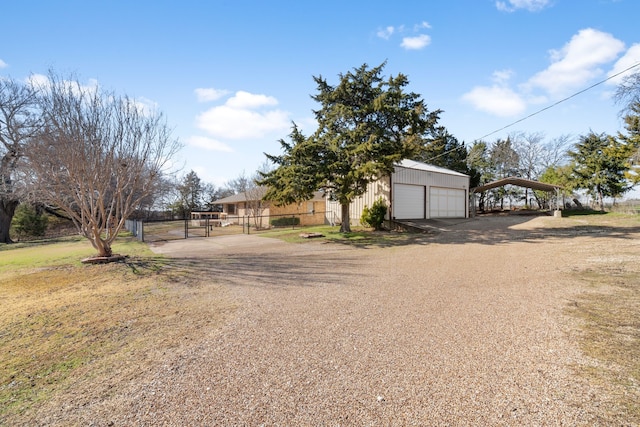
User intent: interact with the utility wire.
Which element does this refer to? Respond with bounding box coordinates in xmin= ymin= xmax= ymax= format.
xmin=426 ymin=61 xmax=640 ymax=163
xmin=475 ymin=61 xmax=640 ymax=142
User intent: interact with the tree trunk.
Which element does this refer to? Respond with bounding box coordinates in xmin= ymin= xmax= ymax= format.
xmin=340 ymin=203 xmax=351 ymax=233
xmin=0 ymin=199 xmax=19 ymax=244
xmin=95 ymin=238 xmax=113 ymax=257
xmin=88 ymin=231 xmax=113 ymax=258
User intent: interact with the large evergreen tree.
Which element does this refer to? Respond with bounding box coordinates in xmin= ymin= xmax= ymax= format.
xmin=569 ymin=131 xmax=633 ymax=208
xmin=414 ymin=126 xmax=469 ymax=175
xmin=617 ymin=102 xmax=640 ymax=186
xmin=261 ymin=62 xmax=440 ymax=232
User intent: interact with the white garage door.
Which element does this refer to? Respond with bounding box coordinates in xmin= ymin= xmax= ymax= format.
xmin=394 ymin=184 xmax=425 ymax=219
xmin=429 ymin=187 xmax=466 ymax=218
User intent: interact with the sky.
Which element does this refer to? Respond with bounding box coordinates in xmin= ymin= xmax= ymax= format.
xmin=2 ymin=0 xmax=640 ymax=196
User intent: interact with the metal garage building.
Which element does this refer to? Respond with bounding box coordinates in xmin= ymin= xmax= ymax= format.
xmin=325 ymin=159 xmax=470 ymax=226
xmin=391 ymin=160 xmax=469 ymax=220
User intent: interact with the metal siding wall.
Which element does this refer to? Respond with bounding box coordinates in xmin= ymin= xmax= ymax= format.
xmin=325 ymin=177 xmax=391 ymax=225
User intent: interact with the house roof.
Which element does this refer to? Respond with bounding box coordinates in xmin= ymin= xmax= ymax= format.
xmin=396 ymin=159 xmax=469 ymax=177
xmin=214 ymin=190 xmax=325 ymax=204
xmin=213 ymin=192 xmax=249 ymax=204
xmin=472 ymin=177 xmax=561 ymax=193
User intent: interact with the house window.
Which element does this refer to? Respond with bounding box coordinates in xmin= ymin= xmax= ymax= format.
xmin=227 ymin=204 xmax=236 ymax=215
xmin=307 ymin=202 xmax=314 ymax=213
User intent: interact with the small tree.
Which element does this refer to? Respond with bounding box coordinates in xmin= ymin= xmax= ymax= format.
xmin=28 ymin=72 xmax=181 ymax=259
xmin=245 ymin=162 xmax=272 ymax=229
xmin=360 ymin=197 xmax=387 ymax=231
xmin=174 ymin=170 xmax=203 ymax=218
xmin=12 ymin=203 xmax=48 ymax=239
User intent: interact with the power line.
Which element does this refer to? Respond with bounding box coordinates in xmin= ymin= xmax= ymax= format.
xmin=475 ymin=61 xmax=640 ymax=141
xmin=425 ymin=61 xmax=640 ymax=163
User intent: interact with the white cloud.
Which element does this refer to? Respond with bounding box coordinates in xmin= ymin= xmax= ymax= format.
xmin=608 ymin=43 xmax=640 ymax=85
xmin=492 ymin=69 xmax=515 ymax=85
xmin=195 ymin=87 xmax=229 ymax=102
xmin=226 ymin=91 xmax=278 ymax=109
xmin=0 ymin=59 xmax=7 ymax=69
xmin=377 ymin=26 xmax=395 ymax=40
xmin=401 ymin=34 xmax=431 ymax=50
xmin=462 ymin=85 xmax=527 ymax=117
xmin=195 ymin=90 xmax=290 ymax=140
xmin=496 ymin=0 xmax=551 ymax=12
xmin=187 ymin=135 xmax=234 ymax=152
xmin=526 ymin=28 xmax=625 ymax=96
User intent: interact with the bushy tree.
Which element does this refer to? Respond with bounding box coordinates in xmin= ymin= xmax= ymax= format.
xmin=414 ymin=126 xmax=469 ymax=175
xmin=12 ymin=203 xmax=48 ymax=238
xmin=568 ymin=131 xmax=633 ymax=209
xmin=261 ymin=62 xmax=441 ymax=232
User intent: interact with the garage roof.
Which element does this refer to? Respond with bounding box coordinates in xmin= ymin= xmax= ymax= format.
xmin=472 ymin=176 xmax=561 ymax=193
xmin=397 ymin=159 xmax=469 ymax=177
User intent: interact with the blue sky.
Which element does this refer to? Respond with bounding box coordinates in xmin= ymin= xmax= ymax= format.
xmin=2 ymin=0 xmax=640 ymax=192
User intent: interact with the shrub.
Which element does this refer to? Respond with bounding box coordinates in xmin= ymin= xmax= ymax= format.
xmin=12 ymin=204 xmax=49 ymax=238
xmin=361 ymin=197 xmax=387 ymax=230
xmin=270 ymin=216 xmax=300 ymax=227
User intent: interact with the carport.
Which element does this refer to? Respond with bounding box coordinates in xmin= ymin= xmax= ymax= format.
xmin=471 ymin=176 xmax=563 ymax=214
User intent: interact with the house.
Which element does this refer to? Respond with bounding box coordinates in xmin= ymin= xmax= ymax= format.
xmin=213 ymin=190 xmax=326 ymax=227
xmin=326 ymin=159 xmax=470 ymax=226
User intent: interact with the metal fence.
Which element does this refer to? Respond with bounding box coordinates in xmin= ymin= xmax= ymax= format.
xmin=124 ymin=211 xmax=328 ymax=243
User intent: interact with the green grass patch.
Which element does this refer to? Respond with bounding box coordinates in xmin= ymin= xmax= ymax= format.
xmin=0 ymin=236 xmax=153 ymax=274
xmin=257 ymin=224 xmax=423 ymax=247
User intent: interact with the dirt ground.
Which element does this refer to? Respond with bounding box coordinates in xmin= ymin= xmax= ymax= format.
xmin=23 ymin=214 xmax=640 ymax=425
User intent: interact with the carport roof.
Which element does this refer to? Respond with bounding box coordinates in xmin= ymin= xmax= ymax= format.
xmin=472 ymin=177 xmax=561 ymax=193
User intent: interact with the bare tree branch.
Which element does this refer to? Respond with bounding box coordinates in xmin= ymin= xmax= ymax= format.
xmin=28 ymin=72 xmax=181 ymax=257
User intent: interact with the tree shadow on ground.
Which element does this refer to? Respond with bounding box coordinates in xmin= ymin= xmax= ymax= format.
xmin=151 ymin=250 xmax=363 ymax=289
xmin=325 ymin=214 xmax=640 ymax=248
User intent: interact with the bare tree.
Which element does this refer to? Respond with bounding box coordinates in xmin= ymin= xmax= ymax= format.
xmin=245 ymin=161 xmax=273 ymax=229
xmin=226 ymin=170 xmax=250 ymax=194
xmin=0 ymin=77 xmax=41 ymax=243
xmin=542 ymin=134 xmax=572 ymax=169
xmin=28 ymin=73 xmax=181 ymax=259
xmin=245 ymin=183 xmax=269 ymax=229
xmin=614 ymin=71 xmax=640 ymax=113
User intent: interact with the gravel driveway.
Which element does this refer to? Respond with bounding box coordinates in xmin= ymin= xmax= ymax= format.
xmin=55 ymin=216 xmax=636 ymax=425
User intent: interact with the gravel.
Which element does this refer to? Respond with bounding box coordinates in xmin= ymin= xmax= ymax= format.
xmin=30 ymin=216 xmax=631 ymax=425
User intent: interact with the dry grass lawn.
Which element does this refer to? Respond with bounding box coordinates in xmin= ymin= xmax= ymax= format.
xmin=0 ymin=238 xmax=235 ymax=424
